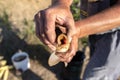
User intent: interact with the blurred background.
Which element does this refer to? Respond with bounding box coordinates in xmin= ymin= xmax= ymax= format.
xmin=0 ymin=0 xmax=88 ymax=80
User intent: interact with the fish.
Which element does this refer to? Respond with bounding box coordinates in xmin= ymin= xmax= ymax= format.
xmin=48 ymin=34 xmax=71 ymax=67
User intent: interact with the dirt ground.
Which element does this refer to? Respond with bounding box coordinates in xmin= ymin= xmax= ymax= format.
xmin=0 ymin=0 xmax=86 ymax=80
xmin=7 ymin=46 xmax=90 ymax=80
xmin=0 ymin=0 xmax=120 ymax=80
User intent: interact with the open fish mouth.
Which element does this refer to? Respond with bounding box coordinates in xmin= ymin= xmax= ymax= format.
xmin=48 ymin=34 xmax=71 ymax=67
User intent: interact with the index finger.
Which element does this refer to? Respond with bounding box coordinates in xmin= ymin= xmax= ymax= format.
xmin=44 ymin=11 xmax=56 ymax=44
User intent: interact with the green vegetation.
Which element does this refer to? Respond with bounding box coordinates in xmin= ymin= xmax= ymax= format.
xmin=0 ymin=0 xmax=89 ymax=80
xmin=71 ymin=0 xmax=80 ymax=21
xmin=0 ymin=0 xmax=48 ymax=64
xmin=0 ymin=11 xmax=12 ymax=30
xmin=0 ymin=0 xmax=88 ymax=58
xmin=71 ymin=0 xmax=88 ymax=47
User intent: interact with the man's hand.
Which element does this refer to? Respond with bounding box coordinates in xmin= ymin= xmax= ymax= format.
xmin=34 ymin=4 xmax=76 ymax=51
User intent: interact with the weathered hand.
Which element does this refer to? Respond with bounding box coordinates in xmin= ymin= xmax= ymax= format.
xmin=34 ymin=4 xmax=75 ymax=51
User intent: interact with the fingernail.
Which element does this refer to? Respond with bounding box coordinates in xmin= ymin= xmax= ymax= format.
xmin=68 ymin=36 xmax=72 ymax=43
xmin=52 ymin=46 xmax=56 ymax=51
xmin=51 ymin=45 xmax=56 ymax=51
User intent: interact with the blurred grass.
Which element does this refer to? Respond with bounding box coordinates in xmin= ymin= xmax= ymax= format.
xmin=71 ymin=0 xmax=81 ymax=21
xmin=71 ymin=0 xmax=88 ymax=49
xmin=0 ymin=0 xmax=89 ymax=61
xmin=0 ymin=0 xmax=51 ymax=44
xmin=0 ymin=11 xmax=11 ymax=29
xmin=0 ymin=0 xmax=89 ymax=80
xmin=0 ymin=0 xmax=51 ymax=63
xmin=0 ymin=1 xmax=60 ymax=80
xmin=0 ymin=0 xmax=88 ymax=54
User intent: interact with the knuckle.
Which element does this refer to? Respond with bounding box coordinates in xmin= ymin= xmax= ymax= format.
xmin=34 ymin=13 xmax=39 ymax=19
xmin=34 ymin=13 xmax=41 ymax=21
xmin=45 ymin=10 xmax=54 ymax=18
xmin=45 ymin=9 xmax=51 ymax=15
xmin=34 ymin=14 xmax=38 ymax=19
xmin=44 ymin=40 xmax=49 ymax=45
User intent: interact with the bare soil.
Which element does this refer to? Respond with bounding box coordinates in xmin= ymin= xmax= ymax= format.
xmin=0 ymin=0 xmax=120 ymax=80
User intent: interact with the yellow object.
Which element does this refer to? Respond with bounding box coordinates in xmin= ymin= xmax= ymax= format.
xmin=0 ymin=69 xmax=5 ymax=78
xmin=0 ymin=66 xmax=8 ymax=70
xmin=0 ymin=56 xmax=4 ymax=60
xmin=3 ymin=69 xmax=9 ymax=80
xmin=0 ymin=59 xmax=13 ymax=80
xmin=0 ymin=60 xmax=7 ymax=66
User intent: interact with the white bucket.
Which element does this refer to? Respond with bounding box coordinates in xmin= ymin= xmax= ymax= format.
xmin=11 ymin=51 xmax=30 ymax=72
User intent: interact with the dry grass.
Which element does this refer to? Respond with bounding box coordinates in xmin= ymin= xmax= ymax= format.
xmin=0 ymin=0 xmax=63 ymax=80
xmin=0 ymin=0 xmax=51 ymax=44
xmin=1 ymin=0 xmax=119 ymax=80
xmin=0 ymin=1 xmax=86 ymax=79
xmin=0 ymin=0 xmax=51 ymax=23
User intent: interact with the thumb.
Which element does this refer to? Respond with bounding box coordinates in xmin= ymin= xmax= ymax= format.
xmin=65 ymin=19 xmax=75 ymax=43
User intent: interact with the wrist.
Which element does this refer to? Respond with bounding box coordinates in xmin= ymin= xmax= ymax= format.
xmin=52 ymin=0 xmax=73 ymax=7
xmin=75 ymin=21 xmax=82 ymax=38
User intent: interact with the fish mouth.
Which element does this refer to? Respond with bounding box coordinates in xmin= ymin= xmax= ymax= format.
xmin=48 ymin=34 xmax=70 ymax=67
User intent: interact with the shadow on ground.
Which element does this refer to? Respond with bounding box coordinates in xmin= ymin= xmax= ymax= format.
xmin=22 ymin=69 xmax=43 ymax=80
xmin=0 ymin=11 xmax=65 ymax=80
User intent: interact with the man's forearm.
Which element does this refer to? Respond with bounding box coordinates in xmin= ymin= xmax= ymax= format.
xmin=76 ymin=3 xmax=120 ymax=38
xmin=52 ymin=0 xmax=73 ymax=7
